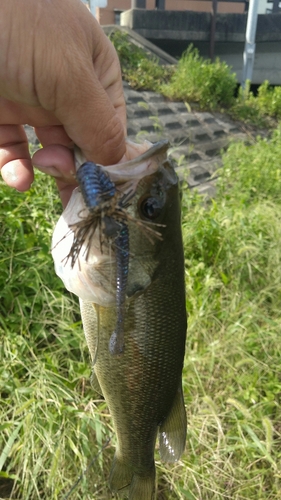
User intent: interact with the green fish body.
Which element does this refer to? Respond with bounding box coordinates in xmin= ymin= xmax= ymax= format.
xmin=52 ymin=142 xmax=187 ymax=499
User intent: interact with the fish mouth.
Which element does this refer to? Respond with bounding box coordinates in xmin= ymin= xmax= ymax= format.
xmin=75 ymin=139 xmax=170 ymax=185
xmin=52 ymin=140 xmax=170 ymax=305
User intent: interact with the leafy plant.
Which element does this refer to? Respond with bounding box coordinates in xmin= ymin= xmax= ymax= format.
xmin=179 ymin=128 xmax=281 ymax=498
xmin=161 ymin=45 xmax=237 ymax=109
xmin=109 ymin=30 xmax=173 ymax=91
xmin=111 ymin=32 xmax=281 ymax=127
xmin=256 ymin=80 xmax=281 ymax=119
xmin=0 ymin=173 xmax=112 ymax=499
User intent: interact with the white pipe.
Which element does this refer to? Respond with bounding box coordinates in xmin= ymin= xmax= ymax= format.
xmin=241 ymin=0 xmax=259 ymax=88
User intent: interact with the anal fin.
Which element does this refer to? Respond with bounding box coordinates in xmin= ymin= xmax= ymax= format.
xmin=159 ymin=383 xmax=187 ymax=463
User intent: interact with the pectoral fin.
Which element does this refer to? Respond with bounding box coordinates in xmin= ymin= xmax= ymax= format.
xmin=90 ymin=370 xmax=103 ymax=396
xmin=126 ymin=260 xmax=151 ymax=298
xmin=79 ymin=299 xmax=103 ymax=395
xmin=79 ymin=299 xmax=98 ymax=362
xmin=159 ymin=384 xmax=187 ymax=463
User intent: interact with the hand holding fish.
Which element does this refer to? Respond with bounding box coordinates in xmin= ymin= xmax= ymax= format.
xmin=0 ymin=0 xmax=126 ymax=206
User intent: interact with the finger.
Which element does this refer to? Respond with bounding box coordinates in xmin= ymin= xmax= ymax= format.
xmin=54 ymin=182 xmax=77 ymax=210
xmin=50 ymin=15 xmax=126 ymax=167
xmin=34 ymin=125 xmax=73 ymax=148
xmin=0 ymin=124 xmax=34 ymax=190
xmin=90 ymin=31 xmax=127 ymax=134
xmin=32 ymin=144 xmax=78 ymax=208
xmin=0 ymin=98 xmax=61 ymax=127
xmin=32 ymin=144 xmax=76 ymax=182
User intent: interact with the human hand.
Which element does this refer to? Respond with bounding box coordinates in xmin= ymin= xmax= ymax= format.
xmin=0 ymin=0 xmax=126 ymax=207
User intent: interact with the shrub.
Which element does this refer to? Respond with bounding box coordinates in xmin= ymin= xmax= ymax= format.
xmin=161 ymin=45 xmax=237 ymax=109
xmin=257 ymin=80 xmax=281 ymax=119
xmin=217 ymin=126 xmax=281 ymax=205
xmin=109 ymin=30 xmax=172 ymax=91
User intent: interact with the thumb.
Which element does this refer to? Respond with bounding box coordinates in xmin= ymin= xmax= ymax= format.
xmin=55 ymin=67 xmax=126 ymax=165
xmin=53 ymin=64 xmax=126 ymax=166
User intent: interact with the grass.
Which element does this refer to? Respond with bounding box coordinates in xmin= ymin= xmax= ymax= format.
xmin=110 ymin=30 xmax=281 ymax=127
xmin=2 ymin=129 xmax=281 ymax=498
xmin=178 ymin=127 xmax=281 ymax=498
xmin=161 ymin=45 xmax=236 ymax=110
xmin=0 ymin=173 xmax=114 ymax=499
xmin=108 ymin=30 xmax=173 ymax=92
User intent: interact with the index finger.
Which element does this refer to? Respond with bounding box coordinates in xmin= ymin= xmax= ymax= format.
xmin=0 ymin=124 xmax=34 ymax=190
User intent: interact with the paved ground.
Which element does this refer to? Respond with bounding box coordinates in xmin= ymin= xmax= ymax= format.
xmin=26 ymin=81 xmax=249 ymax=198
xmin=123 ymin=81 xmax=250 ymax=198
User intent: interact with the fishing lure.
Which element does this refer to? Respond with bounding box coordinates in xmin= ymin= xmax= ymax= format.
xmin=65 ymin=161 xmax=162 ymax=268
xmin=74 ymin=161 xmax=130 ymax=355
xmin=108 ymin=222 xmax=129 ymax=356
xmin=63 ymin=160 xmax=164 ymax=355
xmin=76 ymin=161 xmax=116 ymax=210
xmin=64 ymin=162 xmax=123 ymax=267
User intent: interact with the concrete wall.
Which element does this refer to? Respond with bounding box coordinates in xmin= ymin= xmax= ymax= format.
xmin=120 ymin=10 xmax=281 ymax=84
xmin=120 ymin=10 xmax=281 ymax=43
xmin=83 ymin=0 xmax=276 ymax=20
xmin=96 ymin=0 xmax=245 ymax=24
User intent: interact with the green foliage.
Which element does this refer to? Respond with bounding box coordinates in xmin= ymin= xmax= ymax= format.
xmin=2 ymin=40 xmax=281 ymax=497
xmin=161 ymin=45 xmax=237 ymax=109
xmin=109 ymin=29 xmax=146 ymax=72
xmin=179 ymin=127 xmax=281 ymax=498
xmin=0 ymin=173 xmax=112 ymax=499
xmin=110 ymin=32 xmax=281 ymax=126
xmin=230 ymin=81 xmax=264 ymax=126
xmin=109 ymin=30 xmax=173 ymax=91
xmin=231 ymin=80 xmax=281 ymax=126
xmin=2 ymin=130 xmax=281 ymax=499
xmin=216 ymin=127 xmax=281 ymax=204
xmin=256 ymin=80 xmax=281 ymax=119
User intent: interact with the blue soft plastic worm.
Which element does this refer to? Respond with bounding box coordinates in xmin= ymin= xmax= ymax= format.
xmin=108 ymin=222 xmax=129 ymax=356
xmin=76 ymin=161 xmax=116 ymax=210
xmin=76 ymin=161 xmax=129 ymax=355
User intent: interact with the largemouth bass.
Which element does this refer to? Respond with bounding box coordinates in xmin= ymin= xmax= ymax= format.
xmin=52 ymin=140 xmax=187 ymax=499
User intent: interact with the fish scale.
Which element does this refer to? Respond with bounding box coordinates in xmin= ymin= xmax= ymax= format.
xmin=81 ymin=156 xmax=187 ymax=499
xmin=52 ymin=141 xmax=187 ymax=499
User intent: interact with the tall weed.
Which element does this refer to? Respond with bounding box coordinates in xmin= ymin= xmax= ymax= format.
xmin=179 ymin=128 xmax=281 ymax=498
xmin=161 ymin=46 xmax=237 ymax=109
xmin=109 ymin=30 xmax=173 ymax=91
xmin=111 ymin=32 xmax=281 ymax=126
xmin=0 ymin=173 xmax=112 ymax=499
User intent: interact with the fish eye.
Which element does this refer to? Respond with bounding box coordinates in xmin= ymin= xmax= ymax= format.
xmin=139 ymin=196 xmax=163 ymax=220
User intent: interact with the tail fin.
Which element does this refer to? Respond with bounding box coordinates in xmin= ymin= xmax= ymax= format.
xmin=109 ymin=453 xmax=132 ymax=492
xmin=129 ymin=467 xmax=156 ymax=500
xmin=109 ymin=453 xmax=156 ymax=500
